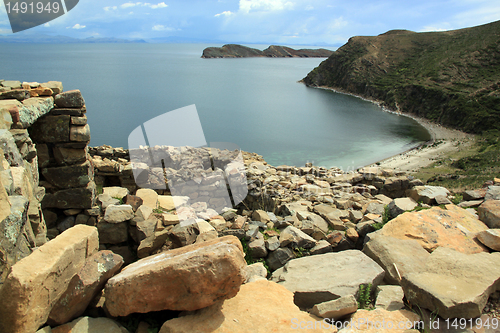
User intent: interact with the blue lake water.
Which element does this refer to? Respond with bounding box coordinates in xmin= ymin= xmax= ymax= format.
xmin=0 ymin=43 xmax=430 ymax=169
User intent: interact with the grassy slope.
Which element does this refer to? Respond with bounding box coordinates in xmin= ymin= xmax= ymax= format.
xmin=303 ymin=21 xmax=500 ymax=134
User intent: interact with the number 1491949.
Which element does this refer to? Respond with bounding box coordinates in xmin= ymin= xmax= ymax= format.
xmin=5 ymin=1 xmax=60 ymax=14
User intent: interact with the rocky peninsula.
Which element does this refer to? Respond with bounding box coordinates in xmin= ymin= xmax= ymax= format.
xmin=202 ymin=44 xmax=334 ymax=58
xmin=1 ymin=80 xmax=500 ymax=332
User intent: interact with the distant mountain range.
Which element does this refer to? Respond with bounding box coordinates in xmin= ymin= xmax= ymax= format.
xmin=303 ymin=20 xmax=500 ymax=134
xmin=0 ymin=34 xmax=146 ymax=43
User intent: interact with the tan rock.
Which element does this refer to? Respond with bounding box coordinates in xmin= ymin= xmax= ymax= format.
xmin=0 ymin=167 xmax=11 ymax=222
xmin=341 ymin=309 xmax=420 ymax=332
xmin=69 ymin=124 xmax=90 ymax=142
xmin=477 ymin=229 xmax=500 ymax=251
xmin=310 ymin=295 xmax=358 ymax=320
xmin=51 ymin=317 xmax=129 ymax=333
xmin=159 ymin=280 xmax=337 ymax=333
xmin=401 ymin=247 xmax=500 ymax=319
xmin=377 ymin=205 xmax=488 ymax=254
xmin=478 ymin=200 xmax=500 ymax=228
xmin=135 ymin=188 xmax=159 ymax=209
xmin=252 ymin=209 xmax=271 ymax=223
xmin=157 ymin=195 xmax=189 ymax=211
xmin=0 ymin=225 xmax=99 ymax=333
xmin=161 ymin=212 xmax=179 ymax=225
xmin=104 ymin=236 xmax=246 ymax=316
xmin=103 ymin=186 xmax=129 ymax=200
xmin=48 ymin=250 xmax=124 ymax=325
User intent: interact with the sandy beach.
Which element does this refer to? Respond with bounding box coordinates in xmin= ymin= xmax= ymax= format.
xmin=366 ymin=115 xmax=473 ymax=173
xmin=312 ymin=85 xmax=473 ymax=173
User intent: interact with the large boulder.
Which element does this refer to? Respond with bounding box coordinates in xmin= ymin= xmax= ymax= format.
xmin=104 ymin=236 xmax=246 ymax=316
xmin=478 ymin=200 xmax=500 ymax=228
xmin=48 ymin=250 xmax=124 ymax=325
xmin=270 ymin=250 xmax=385 ymax=309
xmin=407 ymin=185 xmax=450 ymax=205
xmin=363 ymin=233 xmax=430 ymax=285
xmin=0 ymin=225 xmax=99 ymax=333
xmin=376 ymin=205 xmax=488 ymax=254
xmin=159 ymin=280 xmax=336 ymax=333
xmin=401 ymin=247 xmax=500 ymax=319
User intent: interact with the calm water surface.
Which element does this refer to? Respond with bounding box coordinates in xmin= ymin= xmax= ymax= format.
xmin=0 ymin=43 xmax=430 ymax=169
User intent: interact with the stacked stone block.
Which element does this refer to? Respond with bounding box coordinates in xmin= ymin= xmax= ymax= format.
xmin=0 ymin=80 xmax=57 ymax=283
xmin=28 ymin=88 xmax=97 ymax=238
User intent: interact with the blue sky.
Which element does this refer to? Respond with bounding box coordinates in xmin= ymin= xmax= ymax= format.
xmin=1 ymin=0 xmax=500 ymax=45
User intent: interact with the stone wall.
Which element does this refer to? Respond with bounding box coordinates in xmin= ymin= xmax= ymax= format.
xmin=0 ymin=80 xmax=96 ymax=284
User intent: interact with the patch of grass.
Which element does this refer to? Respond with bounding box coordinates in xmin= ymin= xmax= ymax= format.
xmin=451 ymin=194 xmax=463 ymax=205
xmin=357 ymin=283 xmax=373 ymax=310
xmin=293 ymin=247 xmax=310 ymax=258
xmin=113 ymin=196 xmax=124 ymax=205
xmin=372 ymin=205 xmax=390 ymax=230
xmin=153 ymin=208 xmax=164 ymax=214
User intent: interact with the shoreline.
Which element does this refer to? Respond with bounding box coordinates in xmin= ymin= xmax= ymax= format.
xmin=309 ymin=84 xmax=472 ymax=172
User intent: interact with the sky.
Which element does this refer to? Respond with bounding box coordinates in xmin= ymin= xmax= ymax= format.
xmin=0 ymin=0 xmax=500 ymax=45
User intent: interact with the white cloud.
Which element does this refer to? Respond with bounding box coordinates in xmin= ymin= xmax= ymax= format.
xmin=421 ymin=26 xmax=449 ymax=32
xmin=215 ymin=10 xmax=234 ymax=17
xmin=305 ymin=5 xmax=313 ymax=11
xmin=44 ymin=23 xmax=50 ymax=27
xmin=152 ymin=24 xmax=176 ymax=31
xmin=121 ymin=2 xmax=139 ymax=9
xmin=120 ymin=2 xmax=167 ymax=9
xmin=104 ymin=6 xmax=118 ymax=11
xmin=239 ymin=0 xmax=294 ymax=14
xmin=150 ymin=2 xmax=168 ymax=9
xmin=69 ymin=24 xmax=86 ymax=29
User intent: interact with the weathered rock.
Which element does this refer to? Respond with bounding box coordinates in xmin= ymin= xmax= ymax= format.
xmin=401 ymin=247 xmax=500 ymax=319
xmin=478 ymin=200 xmax=500 ymax=228
xmin=363 ymin=233 xmax=430 ymax=285
xmin=134 ymin=188 xmax=158 ymax=209
xmin=19 ymin=97 xmax=54 ymax=128
xmin=54 ymin=89 xmax=85 ymax=108
xmin=159 ymin=280 xmax=334 ymax=333
xmin=271 ymin=250 xmax=385 ymax=309
xmin=307 ymin=214 xmax=329 ymax=234
xmin=375 ymin=285 xmax=405 ymax=311
xmin=42 ymin=161 xmax=93 ymax=189
xmin=364 ymin=201 xmax=385 ymax=215
xmin=349 ymin=210 xmax=363 ymax=223
xmin=0 ymin=225 xmax=98 ymax=333
xmin=463 ymin=189 xmax=487 ymax=201
xmin=104 ymin=236 xmax=246 ymax=316
xmin=97 ymin=221 xmax=128 ymax=244
xmin=98 ymin=193 xmax=119 ymax=209
xmin=70 ymin=124 xmax=90 ymax=142
xmin=310 ymin=295 xmax=357 ymax=319
xmin=279 ymin=226 xmax=316 ymax=249
xmin=157 ymin=195 xmax=189 ymax=211
xmin=136 ymin=217 xmax=157 ymax=242
xmin=376 ymin=205 xmax=488 ymax=254
xmin=267 ymin=247 xmax=295 ymax=271
xmin=342 ymin=309 xmax=420 ymax=332
xmin=407 ymin=185 xmax=450 ymax=205
xmin=41 ymin=81 xmax=63 ymax=94
xmin=485 ymin=186 xmax=500 ymax=201
xmin=245 ymin=262 xmax=268 ymax=282
xmin=104 ymin=204 xmax=134 ymax=223
xmin=265 ymin=235 xmax=280 ymax=251
xmin=42 ymin=182 xmax=96 ymax=209
xmin=51 ymin=317 xmax=129 ymax=333
xmin=310 ymin=240 xmax=333 ymax=255
xmin=169 ymin=220 xmax=199 ymax=246
xmin=103 ymin=186 xmax=129 ymax=200
xmin=477 ymin=229 xmax=500 ymax=251
xmin=29 ymin=115 xmax=70 ymax=143
xmin=249 ymin=237 xmax=267 ymax=258
xmin=0 ymin=129 xmax=23 ymax=166
xmin=388 ymin=197 xmax=417 ymax=218
xmin=124 ymin=194 xmax=143 ymax=211
xmin=48 ymin=250 xmax=124 ymax=325
xmin=252 ymin=209 xmax=271 ymax=223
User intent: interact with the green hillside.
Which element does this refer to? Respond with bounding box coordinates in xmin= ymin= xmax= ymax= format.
xmin=303 ymin=20 xmax=500 ymax=133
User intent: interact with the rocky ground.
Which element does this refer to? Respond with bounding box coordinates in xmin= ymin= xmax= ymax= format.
xmin=2 ymin=144 xmax=500 ymax=333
